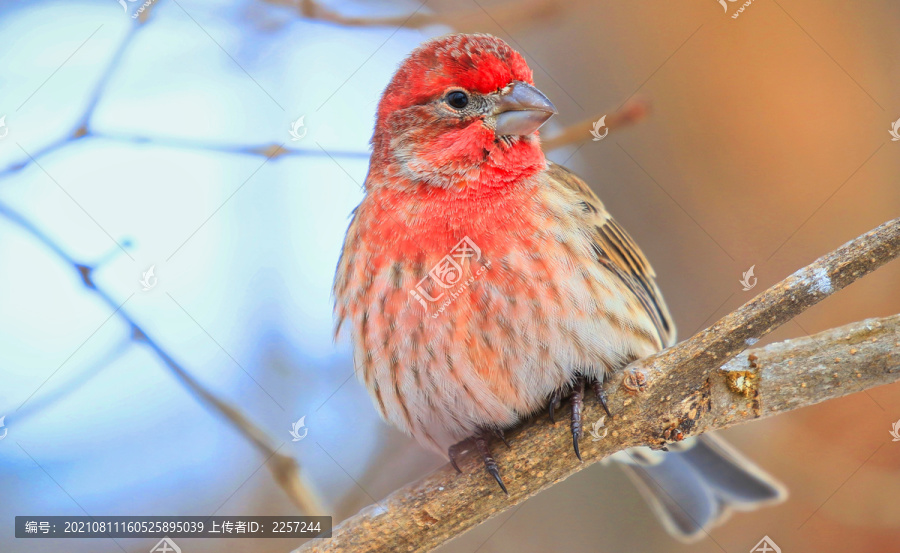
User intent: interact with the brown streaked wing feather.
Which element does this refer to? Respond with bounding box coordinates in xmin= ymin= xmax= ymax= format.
xmin=546 ymin=162 xmax=676 ymax=348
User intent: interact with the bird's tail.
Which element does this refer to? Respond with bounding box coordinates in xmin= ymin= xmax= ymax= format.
xmin=611 ymin=433 xmax=786 ymax=542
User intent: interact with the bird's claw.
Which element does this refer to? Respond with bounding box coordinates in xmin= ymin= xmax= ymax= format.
xmin=570 ymin=377 xmax=585 ymax=461
xmin=475 ymin=430 xmax=508 ymax=495
xmin=448 ymin=430 xmax=509 ymax=494
xmin=547 ymin=373 xmax=614 ymax=463
xmin=448 ymin=442 xmax=465 ymax=474
xmin=548 ymin=389 xmax=563 ymax=423
xmin=592 ymin=379 xmax=613 ymax=418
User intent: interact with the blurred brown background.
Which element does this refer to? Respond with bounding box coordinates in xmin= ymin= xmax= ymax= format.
xmin=422 ymin=0 xmax=900 ymax=551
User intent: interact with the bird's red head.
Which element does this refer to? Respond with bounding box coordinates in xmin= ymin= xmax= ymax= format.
xmin=369 ymin=34 xmax=556 ymax=190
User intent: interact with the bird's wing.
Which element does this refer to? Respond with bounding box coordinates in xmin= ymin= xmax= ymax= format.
xmin=546 ymin=162 xmax=676 ymax=348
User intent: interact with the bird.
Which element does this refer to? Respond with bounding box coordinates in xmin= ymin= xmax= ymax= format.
xmin=333 ymin=32 xmax=784 ymax=541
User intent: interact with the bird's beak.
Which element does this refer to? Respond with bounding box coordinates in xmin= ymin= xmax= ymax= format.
xmin=492 ymin=81 xmax=557 ymax=136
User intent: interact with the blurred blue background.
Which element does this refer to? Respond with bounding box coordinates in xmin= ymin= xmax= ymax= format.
xmin=0 ymin=1 xmax=432 ymax=551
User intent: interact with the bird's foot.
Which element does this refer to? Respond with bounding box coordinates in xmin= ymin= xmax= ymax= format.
xmin=493 ymin=427 xmax=511 ymax=448
xmin=447 ymin=428 xmax=509 ymax=495
xmin=475 ymin=429 xmax=508 ymax=495
xmin=591 ymin=378 xmax=613 ymax=418
xmin=448 ymin=441 xmax=465 ymax=474
xmin=570 ymin=377 xmax=585 ymax=461
xmin=547 ymin=373 xmax=615 ymax=462
xmin=548 ymin=388 xmax=563 ymax=423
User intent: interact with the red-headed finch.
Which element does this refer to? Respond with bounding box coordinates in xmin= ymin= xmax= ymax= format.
xmin=334 ymin=33 xmax=784 ymax=541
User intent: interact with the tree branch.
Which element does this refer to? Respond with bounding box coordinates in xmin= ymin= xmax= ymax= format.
xmin=295 ymin=216 xmax=900 ymax=553
xmin=541 ymin=98 xmax=651 ymax=151
xmin=260 ymin=0 xmax=562 ymax=32
xmin=712 ymin=314 xmax=900 ymax=425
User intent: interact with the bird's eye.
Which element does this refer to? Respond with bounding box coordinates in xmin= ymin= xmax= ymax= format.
xmin=446 ymin=91 xmax=469 ymax=109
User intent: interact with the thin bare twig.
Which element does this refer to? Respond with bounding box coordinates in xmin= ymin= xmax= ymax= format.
xmin=542 ymin=98 xmax=651 ymax=151
xmin=14 ymin=339 xmax=132 ymax=424
xmin=0 ymin=201 xmax=324 ymax=515
xmin=295 ymin=217 xmax=900 ymax=553
xmin=262 ymin=0 xmax=561 ymax=32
